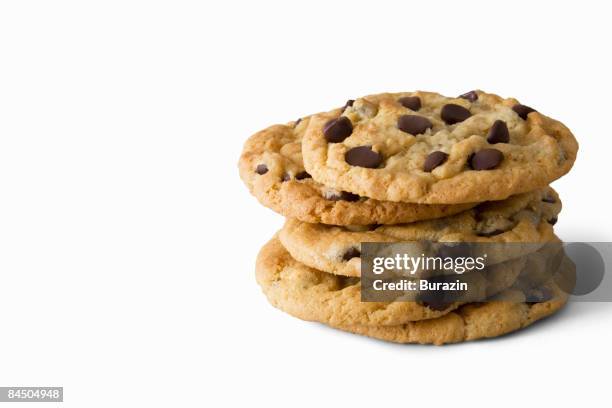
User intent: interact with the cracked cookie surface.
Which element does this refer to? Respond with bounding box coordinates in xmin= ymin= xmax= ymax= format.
xmin=279 ymin=187 xmax=561 ymax=277
xmin=238 ymin=114 xmax=474 ymax=225
xmin=302 ymin=90 xmax=578 ymax=204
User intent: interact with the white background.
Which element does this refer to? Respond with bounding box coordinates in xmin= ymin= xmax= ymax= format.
xmin=0 ymin=1 xmax=610 ymax=407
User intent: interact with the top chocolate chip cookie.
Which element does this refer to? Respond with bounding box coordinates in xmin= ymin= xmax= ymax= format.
xmin=302 ymin=90 xmax=578 ymax=204
xmin=238 ymin=113 xmax=474 ymax=225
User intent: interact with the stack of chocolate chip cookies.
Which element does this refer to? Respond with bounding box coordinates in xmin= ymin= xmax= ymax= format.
xmin=239 ymin=90 xmax=578 ymax=345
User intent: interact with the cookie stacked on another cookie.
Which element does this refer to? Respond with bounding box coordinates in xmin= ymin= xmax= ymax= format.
xmin=239 ymin=113 xmax=475 ymax=225
xmin=239 ymin=90 xmax=578 ymax=345
xmin=302 ymin=91 xmax=577 ymax=203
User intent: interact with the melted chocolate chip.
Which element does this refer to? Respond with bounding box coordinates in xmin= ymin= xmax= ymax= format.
xmin=418 ymin=299 xmax=452 ymax=311
xmin=294 ymin=118 xmax=302 ymax=126
xmin=295 ymin=171 xmax=311 ymax=180
xmin=469 ymin=149 xmax=504 ymax=170
xmin=281 ymin=172 xmax=291 ymax=182
xmin=512 ymin=104 xmax=536 ymax=120
xmin=337 ymin=275 xmax=359 ymax=288
xmin=441 ymin=104 xmax=472 ymax=125
xmin=526 ymin=287 xmax=553 ymax=305
xmin=472 ymin=203 xmax=488 ymax=221
xmin=459 ymin=90 xmax=478 ymax=102
xmin=477 ymin=229 xmax=505 ymax=237
xmin=340 ymin=191 xmax=360 ymax=202
xmin=398 ymin=96 xmax=422 ymax=111
xmin=548 ymin=217 xmax=558 ymax=225
xmin=423 ymin=151 xmax=449 ymax=172
xmin=345 ymin=146 xmax=383 ymax=168
xmin=255 ymin=164 xmax=268 ymax=175
xmin=327 ymin=191 xmax=360 ymax=202
xmin=418 ymin=275 xmax=461 ymax=310
xmin=342 ymin=247 xmax=361 ymax=261
xmin=487 ymin=120 xmax=510 ymax=144
xmin=323 ymin=117 xmax=353 ymax=143
xmin=397 ymin=115 xmax=433 ymax=135
xmin=542 ymin=196 xmax=556 ymax=204
xmin=341 ymin=99 xmax=355 ymax=113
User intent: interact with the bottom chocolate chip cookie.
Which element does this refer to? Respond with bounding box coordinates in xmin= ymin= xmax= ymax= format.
xmin=256 ymin=236 xmax=451 ymax=325
xmin=332 ymin=259 xmax=573 ymax=345
xmin=333 ymin=292 xmax=567 ymax=345
xmin=256 ymin=236 xmax=551 ymax=327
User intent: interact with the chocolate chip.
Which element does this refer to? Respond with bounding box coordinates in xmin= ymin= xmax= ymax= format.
xmin=323 ymin=117 xmax=353 ymax=143
xmin=486 ymin=120 xmax=510 ymax=144
xmin=512 ymin=104 xmax=536 ymax=120
xmin=398 ymin=96 xmax=422 ymax=111
xmin=294 ymin=118 xmax=302 ymax=126
xmin=477 ymin=229 xmax=505 ymax=237
xmin=295 ymin=171 xmax=311 ymax=180
xmin=342 ymin=247 xmax=361 ymax=261
xmin=345 ymin=146 xmax=383 ymax=168
xmin=526 ymin=287 xmax=553 ymax=305
xmin=340 ymin=191 xmax=360 ymax=202
xmin=418 ymin=299 xmax=452 ymax=311
xmin=472 ymin=203 xmax=487 ymax=221
xmin=368 ymin=224 xmax=381 ymax=231
xmin=341 ymin=99 xmax=355 ymax=113
xmin=328 ymin=191 xmax=359 ymax=201
xmin=336 ymin=275 xmax=360 ymax=288
xmin=548 ymin=217 xmax=558 ymax=225
xmin=423 ymin=151 xmax=449 ymax=172
xmin=397 ymin=115 xmax=433 ymax=135
xmin=255 ymin=164 xmax=268 ymax=175
xmin=418 ymin=275 xmax=461 ymax=310
xmin=441 ymin=104 xmax=472 ymax=125
xmin=282 ymin=171 xmax=311 ymax=181
xmin=542 ymin=196 xmax=556 ymax=204
xmin=326 ymin=191 xmax=360 ymax=202
xmin=459 ymin=91 xmax=478 ymax=102
xmin=469 ymin=149 xmax=503 ymax=170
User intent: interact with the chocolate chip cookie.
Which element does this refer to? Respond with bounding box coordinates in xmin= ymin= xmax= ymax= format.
xmin=279 ymin=187 xmax=561 ymax=277
xmin=334 ymin=283 xmax=569 ymax=345
xmin=302 ymin=91 xmax=578 ymax=204
xmin=257 ymin=236 xmax=535 ymax=327
xmin=334 ymin=254 xmax=574 ymax=345
xmin=238 ymin=114 xmax=474 ymax=225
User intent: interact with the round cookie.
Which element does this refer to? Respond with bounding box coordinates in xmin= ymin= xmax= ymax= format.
xmin=335 ymin=290 xmax=568 ymax=345
xmin=256 ymin=236 xmax=532 ymax=327
xmin=238 ymin=114 xmax=475 ymax=225
xmin=279 ymin=187 xmax=561 ymax=277
xmin=302 ymin=90 xmax=578 ymax=204
xmin=333 ymin=258 xmax=573 ymax=345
